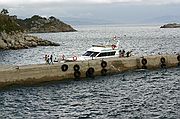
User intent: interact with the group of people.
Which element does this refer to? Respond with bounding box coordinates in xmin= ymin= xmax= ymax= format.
xmin=119 ymin=50 xmax=132 ymax=57
xmin=119 ymin=50 xmax=125 ymax=57
xmin=44 ymin=54 xmax=67 ymax=64
xmin=44 ymin=54 xmax=54 ymax=64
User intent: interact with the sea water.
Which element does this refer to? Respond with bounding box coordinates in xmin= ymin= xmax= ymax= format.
xmin=0 ymin=25 xmax=180 ymax=118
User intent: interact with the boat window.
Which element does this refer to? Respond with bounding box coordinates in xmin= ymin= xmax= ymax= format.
xmin=109 ymin=52 xmax=116 ymax=56
xmin=82 ymin=51 xmax=93 ymax=56
xmin=97 ymin=52 xmax=116 ymax=57
xmin=90 ymin=52 xmax=99 ymax=57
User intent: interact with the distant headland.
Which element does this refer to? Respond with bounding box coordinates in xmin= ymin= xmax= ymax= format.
xmin=16 ymin=15 xmax=76 ymax=33
xmin=160 ymin=23 xmax=180 ymax=28
xmin=0 ymin=9 xmax=76 ymax=50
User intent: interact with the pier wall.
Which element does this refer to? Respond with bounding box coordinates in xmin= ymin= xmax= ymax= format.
xmin=0 ymin=54 xmax=179 ymax=88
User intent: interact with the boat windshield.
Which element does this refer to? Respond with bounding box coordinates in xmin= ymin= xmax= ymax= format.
xmin=82 ymin=51 xmax=99 ymax=57
xmin=90 ymin=52 xmax=99 ymax=57
xmin=82 ymin=51 xmax=93 ymax=56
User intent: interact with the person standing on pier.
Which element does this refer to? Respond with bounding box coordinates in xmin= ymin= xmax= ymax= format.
xmin=50 ymin=54 xmax=53 ymax=64
xmin=47 ymin=55 xmax=50 ymax=64
xmin=44 ymin=55 xmax=48 ymax=64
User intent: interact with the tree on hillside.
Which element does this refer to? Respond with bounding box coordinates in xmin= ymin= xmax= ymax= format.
xmin=1 ymin=9 xmax=9 ymax=15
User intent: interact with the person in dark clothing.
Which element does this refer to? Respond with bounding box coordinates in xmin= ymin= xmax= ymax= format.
xmin=122 ymin=50 xmax=125 ymax=57
xmin=47 ymin=55 xmax=50 ymax=64
xmin=126 ymin=51 xmax=132 ymax=57
xmin=44 ymin=54 xmax=48 ymax=64
xmin=50 ymin=54 xmax=53 ymax=64
xmin=119 ymin=50 xmax=122 ymax=57
xmin=126 ymin=51 xmax=130 ymax=57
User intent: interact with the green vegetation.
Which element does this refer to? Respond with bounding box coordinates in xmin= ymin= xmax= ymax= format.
xmin=1 ymin=9 xmax=9 ymax=15
xmin=16 ymin=15 xmax=76 ymax=32
xmin=16 ymin=15 xmax=47 ymax=30
xmin=0 ymin=14 xmax=23 ymax=33
xmin=0 ymin=9 xmax=76 ymax=34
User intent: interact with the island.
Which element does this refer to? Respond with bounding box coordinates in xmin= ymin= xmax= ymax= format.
xmin=0 ymin=9 xmax=76 ymax=50
xmin=160 ymin=23 xmax=180 ymax=28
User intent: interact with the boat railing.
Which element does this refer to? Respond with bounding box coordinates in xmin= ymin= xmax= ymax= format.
xmin=92 ymin=45 xmax=113 ymax=48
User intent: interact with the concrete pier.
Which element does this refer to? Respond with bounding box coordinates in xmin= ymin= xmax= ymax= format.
xmin=0 ymin=54 xmax=179 ymax=88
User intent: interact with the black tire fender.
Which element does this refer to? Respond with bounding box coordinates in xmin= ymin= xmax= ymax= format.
xmin=73 ymin=64 xmax=80 ymax=71
xmin=61 ymin=64 xmax=68 ymax=72
xmin=177 ymin=55 xmax=180 ymax=61
xmin=87 ymin=67 xmax=95 ymax=74
xmin=86 ymin=67 xmax=95 ymax=78
xmin=161 ymin=63 xmax=166 ymax=68
xmin=141 ymin=58 xmax=147 ymax=65
xmin=160 ymin=57 xmax=166 ymax=64
xmin=101 ymin=69 xmax=107 ymax=76
xmin=101 ymin=61 xmax=107 ymax=68
xmin=74 ymin=71 xmax=81 ymax=78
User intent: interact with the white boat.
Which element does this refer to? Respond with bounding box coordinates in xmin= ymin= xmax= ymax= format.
xmin=78 ymin=40 xmax=120 ymax=61
xmin=64 ymin=37 xmax=131 ymax=62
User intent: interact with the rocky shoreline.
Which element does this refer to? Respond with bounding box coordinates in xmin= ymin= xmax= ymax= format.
xmin=0 ymin=31 xmax=60 ymax=50
xmin=0 ymin=9 xmax=76 ymax=50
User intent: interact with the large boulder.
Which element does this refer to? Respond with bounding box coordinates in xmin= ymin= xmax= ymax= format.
xmin=0 ymin=37 xmax=7 ymax=49
xmin=0 ymin=31 xmax=8 ymax=40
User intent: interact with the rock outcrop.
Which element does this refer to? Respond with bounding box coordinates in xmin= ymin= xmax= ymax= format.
xmin=16 ymin=15 xmax=76 ymax=33
xmin=0 ymin=31 xmax=59 ymax=50
xmin=0 ymin=14 xmax=23 ymax=33
xmin=160 ymin=23 xmax=180 ymax=28
xmin=0 ymin=13 xmax=60 ymax=50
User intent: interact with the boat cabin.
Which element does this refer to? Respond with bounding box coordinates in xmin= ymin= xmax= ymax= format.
xmin=79 ymin=43 xmax=120 ymax=60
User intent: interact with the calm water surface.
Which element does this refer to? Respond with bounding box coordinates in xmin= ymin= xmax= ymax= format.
xmin=0 ymin=25 xmax=180 ymax=118
xmin=0 ymin=25 xmax=180 ymax=65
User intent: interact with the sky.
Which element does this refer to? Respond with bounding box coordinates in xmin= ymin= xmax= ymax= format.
xmin=0 ymin=0 xmax=180 ymax=25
